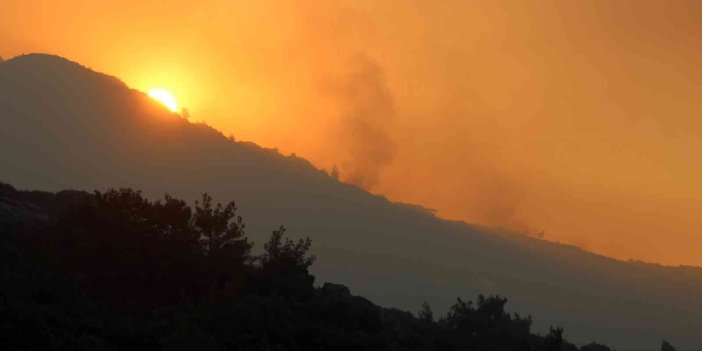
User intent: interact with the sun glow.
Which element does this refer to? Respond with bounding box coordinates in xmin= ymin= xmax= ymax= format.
xmin=148 ymin=88 xmax=178 ymax=112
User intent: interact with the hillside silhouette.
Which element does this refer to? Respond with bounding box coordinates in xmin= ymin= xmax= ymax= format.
xmin=1 ymin=54 xmax=700 ymax=350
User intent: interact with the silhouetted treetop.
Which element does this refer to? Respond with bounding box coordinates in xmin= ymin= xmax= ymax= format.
xmin=194 ymin=193 xmax=251 ymax=257
xmin=260 ymin=226 xmax=315 ymax=269
xmin=419 ymin=301 xmax=434 ymax=322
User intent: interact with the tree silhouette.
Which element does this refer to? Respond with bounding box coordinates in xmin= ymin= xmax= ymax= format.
xmin=193 ymin=193 xmax=251 ymax=256
xmin=437 ymin=295 xmax=534 ymax=350
xmin=260 ymin=226 xmax=315 ymax=269
xmin=545 ymin=326 xmax=566 ymax=351
xmin=419 ymin=301 xmax=434 ymax=322
xmin=193 ymin=193 xmax=252 ymax=301
xmin=251 ymin=226 xmax=316 ymax=298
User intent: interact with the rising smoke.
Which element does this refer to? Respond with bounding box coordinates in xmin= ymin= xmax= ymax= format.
xmin=327 ymin=55 xmax=396 ymax=190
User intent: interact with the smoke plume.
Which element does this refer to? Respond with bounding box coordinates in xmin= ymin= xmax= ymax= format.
xmin=327 ymin=55 xmax=396 ymax=190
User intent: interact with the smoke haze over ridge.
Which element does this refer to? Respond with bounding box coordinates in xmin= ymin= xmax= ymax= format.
xmin=2 ymin=0 xmax=702 ymax=266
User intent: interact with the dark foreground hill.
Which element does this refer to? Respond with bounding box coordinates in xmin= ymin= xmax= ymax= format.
xmin=1 ymin=184 xmax=610 ymax=350
xmin=1 ymin=54 xmax=700 ymax=350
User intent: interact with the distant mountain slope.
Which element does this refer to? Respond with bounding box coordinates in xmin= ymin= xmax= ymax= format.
xmin=1 ymin=54 xmax=700 ymax=350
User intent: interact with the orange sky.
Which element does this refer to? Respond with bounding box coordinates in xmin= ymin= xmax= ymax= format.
xmin=2 ymin=0 xmax=701 ymax=266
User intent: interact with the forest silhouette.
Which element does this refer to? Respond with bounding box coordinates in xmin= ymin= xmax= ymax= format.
xmin=2 ymin=183 xmax=662 ymax=350
xmin=0 ymin=54 xmax=699 ymax=350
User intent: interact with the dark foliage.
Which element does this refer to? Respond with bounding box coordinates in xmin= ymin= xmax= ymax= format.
xmin=0 ymin=183 xmax=633 ymax=350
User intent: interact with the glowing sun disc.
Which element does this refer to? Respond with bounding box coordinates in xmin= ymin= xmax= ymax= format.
xmin=148 ymin=88 xmax=178 ymax=112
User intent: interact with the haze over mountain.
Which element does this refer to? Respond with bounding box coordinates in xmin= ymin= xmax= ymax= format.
xmin=5 ymin=1 xmax=702 ymax=269
xmin=1 ymin=54 xmax=701 ymax=350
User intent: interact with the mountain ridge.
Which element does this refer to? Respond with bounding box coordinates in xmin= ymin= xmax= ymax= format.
xmin=1 ymin=53 xmax=701 ymax=350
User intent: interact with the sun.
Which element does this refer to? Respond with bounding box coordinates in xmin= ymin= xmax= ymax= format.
xmin=148 ymin=88 xmax=178 ymax=112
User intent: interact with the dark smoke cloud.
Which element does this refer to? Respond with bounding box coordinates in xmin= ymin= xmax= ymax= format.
xmin=327 ymin=55 xmax=396 ymax=190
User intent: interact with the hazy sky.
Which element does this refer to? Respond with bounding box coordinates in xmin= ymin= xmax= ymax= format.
xmin=2 ymin=0 xmax=701 ymax=266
